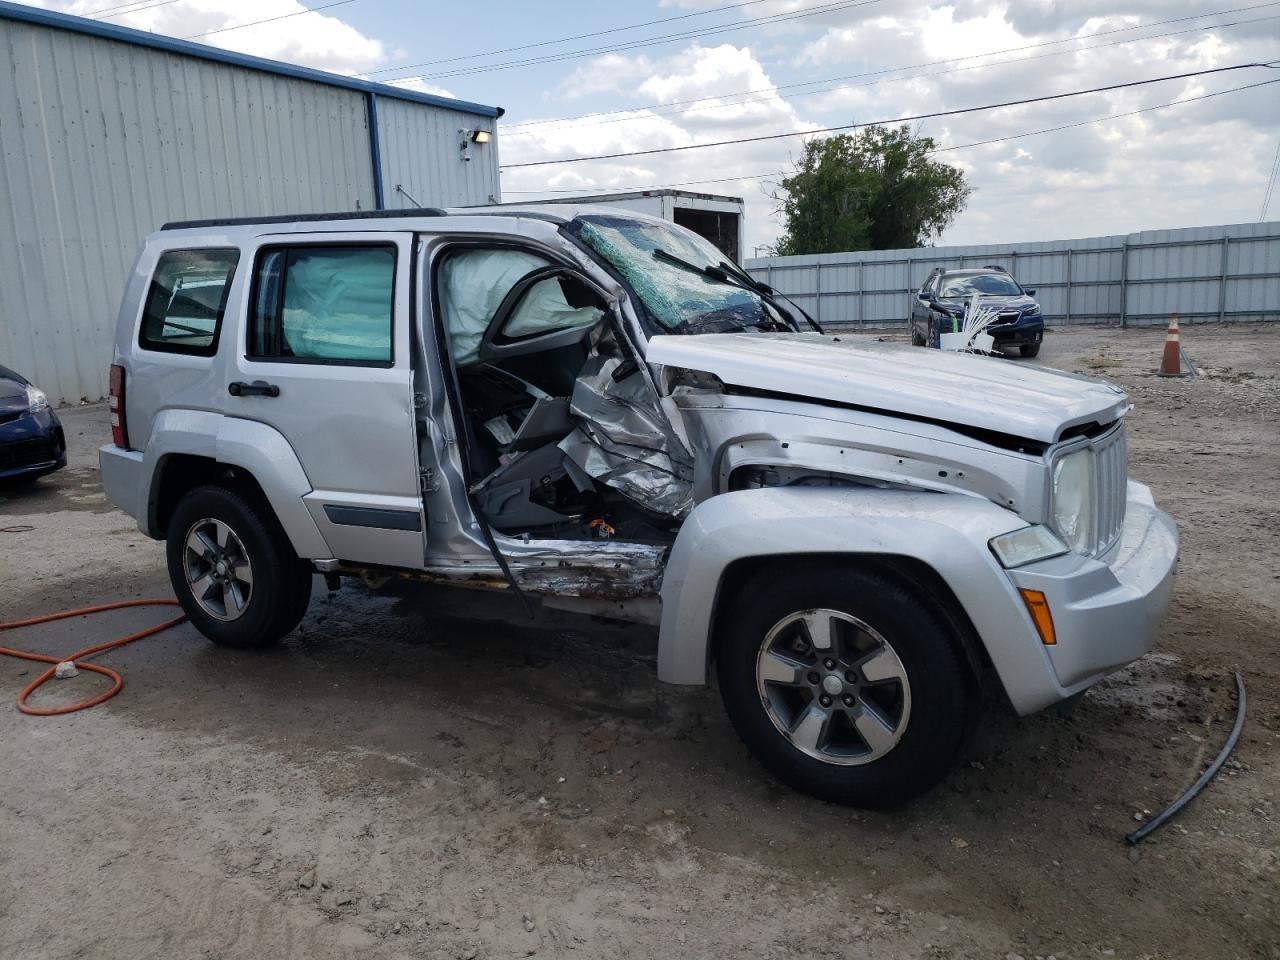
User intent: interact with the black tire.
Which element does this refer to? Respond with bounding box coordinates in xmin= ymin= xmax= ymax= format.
xmin=909 ymin=323 xmax=925 ymax=347
xmin=1020 ymin=343 xmax=1041 ymax=358
xmin=166 ymin=484 xmax=312 ymax=648
xmin=926 ymin=318 xmax=936 ymax=348
xmin=716 ymin=564 xmax=976 ymax=807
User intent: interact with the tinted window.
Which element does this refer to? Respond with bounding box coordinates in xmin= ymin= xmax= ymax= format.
xmin=139 ymin=248 xmax=239 ymax=355
xmin=249 ymin=245 xmax=395 ymax=364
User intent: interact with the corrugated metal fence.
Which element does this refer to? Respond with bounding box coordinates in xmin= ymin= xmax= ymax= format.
xmin=744 ymin=221 xmax=1280 ymax=330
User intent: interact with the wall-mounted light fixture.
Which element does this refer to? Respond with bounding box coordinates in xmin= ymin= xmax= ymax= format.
xmin=460 ymin=128 xmax=492 ymax=162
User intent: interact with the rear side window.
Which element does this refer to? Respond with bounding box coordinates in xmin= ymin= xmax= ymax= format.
xmin=139 ymin=248 xmax=239 ymax=356
xmin=248 ymin=245 xmax=395 ymax=365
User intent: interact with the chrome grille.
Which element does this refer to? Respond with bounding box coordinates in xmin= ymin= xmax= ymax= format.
xmin=1091 ymin=423 xmax=1127 ymax=556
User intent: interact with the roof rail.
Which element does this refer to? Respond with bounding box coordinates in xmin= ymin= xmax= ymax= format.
xmin=162 ymin=208 xmax=449 ymax=231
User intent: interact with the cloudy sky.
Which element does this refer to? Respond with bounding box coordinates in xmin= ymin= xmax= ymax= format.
xmin=32 ymin=0 xmax=1280 ymax=254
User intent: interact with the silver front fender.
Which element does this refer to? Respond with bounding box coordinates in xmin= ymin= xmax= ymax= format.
xmin=656 ymin=486 xmax=1067 ymax=714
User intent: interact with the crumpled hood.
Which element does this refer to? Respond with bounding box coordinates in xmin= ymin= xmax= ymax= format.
xmin=646 ymin=332 xmax=1128 ymax=444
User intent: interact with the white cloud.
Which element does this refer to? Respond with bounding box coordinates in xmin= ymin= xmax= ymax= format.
xmin=47 ymin=0 xmax=388 ymax=73
xmin=385 ymin=78 xmax=460 ymax=100
xmin=501 ymin=43 xmax=819 ymax=254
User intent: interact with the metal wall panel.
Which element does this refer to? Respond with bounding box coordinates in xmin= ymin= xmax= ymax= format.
xmin=0 ymin=18 xmax=378 ymax=402
xmin=0 ymin=16 xmax=501 ymax=403
xmin=747 ymin=222 xmax=1280 ymax=332
xmin=376 ymin=96 xmax=500 ymax=209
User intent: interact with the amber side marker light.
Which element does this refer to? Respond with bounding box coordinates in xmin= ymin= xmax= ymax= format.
xmin=1019 ymin=589 xmax=1057 ymax=646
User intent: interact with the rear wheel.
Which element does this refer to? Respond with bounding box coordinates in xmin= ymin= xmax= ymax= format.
xmin=1020 ymin=343 xmax=1041 ymax=358
xmin=716 ymin=565 xmax=975 ymax=807
xmin=166 ymin=484 xmax=312 ymax=648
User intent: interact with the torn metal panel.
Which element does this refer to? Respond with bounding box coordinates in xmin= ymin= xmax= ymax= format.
xmin=559 ymin=341 xmax=694 ymax=517
xmin=341 ymin=538 xmax=665 ymax=599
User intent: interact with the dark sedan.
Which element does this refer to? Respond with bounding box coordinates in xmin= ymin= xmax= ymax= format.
xmin=0 ymin=365 xmax=66 ymax=483
xmin=910 ymin=267 xmax=1044 ymax=357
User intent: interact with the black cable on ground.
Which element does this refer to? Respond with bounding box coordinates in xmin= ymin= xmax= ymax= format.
xmin=1127 ymin=671 xmax=1247 ymax=844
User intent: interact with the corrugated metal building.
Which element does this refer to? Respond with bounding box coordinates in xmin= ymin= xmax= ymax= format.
xmin=746 ymin=221 xmax=1280 ymax=330
xmin=0 ymin=1 xmax=503 ymax=403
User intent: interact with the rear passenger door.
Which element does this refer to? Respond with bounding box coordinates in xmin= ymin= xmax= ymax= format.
xmin=227 ymin=232 xmax=424 ymax=568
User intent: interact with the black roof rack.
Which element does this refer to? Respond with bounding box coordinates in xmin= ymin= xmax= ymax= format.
xmin=161 ymin=207 xmax=448 ymax=231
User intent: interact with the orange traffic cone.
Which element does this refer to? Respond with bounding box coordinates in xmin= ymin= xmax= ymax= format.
xmin=1157 ymin=313 xmax=1187 ymax=377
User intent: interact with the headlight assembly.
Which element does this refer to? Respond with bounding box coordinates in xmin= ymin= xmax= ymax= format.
xmin=1052 ymin=449 xmax=1094 ymax=554
xmin=989 ymin=524 xmax=1069 ymax=568
xmin=25 ymin=384 xmax=49 ymax=412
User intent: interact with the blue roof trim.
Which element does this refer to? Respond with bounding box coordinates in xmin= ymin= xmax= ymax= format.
xmin=0 ymin=0 xmax=504 ymax=118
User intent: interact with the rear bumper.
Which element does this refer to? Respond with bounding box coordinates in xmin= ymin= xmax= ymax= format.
xmin=0 ymin=408 xmax=66 ymax=480
xmin=99 ymin=443 xmax=147 ymax=530
xmin=1005 ymin=481 xmax=1178 ymax=705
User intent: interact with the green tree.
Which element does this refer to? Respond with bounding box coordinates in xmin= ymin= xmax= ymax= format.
xmin=772 ymin=125 xmax=970 ymax=255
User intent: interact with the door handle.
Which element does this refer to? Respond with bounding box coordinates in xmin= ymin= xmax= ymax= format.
xmin=228 ymin=380 xmax=280 ymax=398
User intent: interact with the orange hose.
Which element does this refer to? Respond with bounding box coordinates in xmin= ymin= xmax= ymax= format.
xmin=0 ymin=599 xmax=186 ymax=715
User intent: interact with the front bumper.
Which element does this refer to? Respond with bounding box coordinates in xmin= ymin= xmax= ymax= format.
xmin=0 ymin=408 xmax=66 ymax=480
xmin=989 ymin=317 xmax=1044 ymax=346
xmin=1005 ymin=481 xmax=1178 ymax=705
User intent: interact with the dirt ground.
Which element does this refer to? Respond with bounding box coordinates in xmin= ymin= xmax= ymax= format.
xmin=1 ymin=324 xmax=1277 ymax=960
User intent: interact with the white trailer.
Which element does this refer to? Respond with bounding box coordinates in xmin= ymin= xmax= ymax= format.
xmin=499 ymin=190 xmax=746 ymax=262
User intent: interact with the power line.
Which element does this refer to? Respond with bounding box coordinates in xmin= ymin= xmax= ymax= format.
xmin=360 ymin=0 xmax=776 ymax=75
xmin=504 ymin=173 xmax=783 ymax=195
xmin=184 ymin=0 xmax=357 ymax=40
xmin=502 ymin=77 xmax=1280 ymax=195
xmin=499 ymin=5 xmax=1280 ymax=137
xmin=87 ymin=0 xmax=186 ymax=20
xmin=1262 ymin=134 xmax=1280 ymax=220
xmin=382 ymin=0 xmax=882 ymax=82
xmin=500 ymin=61 xmax=1276 ymax=170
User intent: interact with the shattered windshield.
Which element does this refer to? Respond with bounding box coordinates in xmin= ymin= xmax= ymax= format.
xmin=570 ymin=214 xmax=771 ymax=332
xmin=940 ymin=273 xmax=1023 ymax=298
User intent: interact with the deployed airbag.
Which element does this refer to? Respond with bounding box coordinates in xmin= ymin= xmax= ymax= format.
xmin=439 ymin=249 xmax=548 ymax=366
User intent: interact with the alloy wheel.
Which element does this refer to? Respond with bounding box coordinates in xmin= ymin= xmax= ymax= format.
xmin=755 ymin=609 xmax=912 ymax=765
xmin=182 ymin=517 xmax=254 ymax=622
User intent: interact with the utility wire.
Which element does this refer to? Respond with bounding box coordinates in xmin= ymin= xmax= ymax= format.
xmin=503 ymin=77 xmax=1280 ymax=194
xmin=360 ymin=0 xmax=777 ymax=75
xmin=382 ymin=0 xmax=882 ymax=82
xmin=500 ymin=61 xmax=1276 ymax=169
xmin=500 ymin=6 xmax=1280 ymax=137
xmin=1261 ymin=134 xmax=1280 ymax=220
xmin=184 ymin=0 xmax=357 ymax=39
xmin=499 ymin=1 xmax=1280 ymax=132
xmin=87 ymin=0 xmax=185 ymax=20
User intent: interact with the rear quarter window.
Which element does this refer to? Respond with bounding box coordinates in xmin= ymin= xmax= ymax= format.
xmin=138 ymin=248 xmax=240 ymax=356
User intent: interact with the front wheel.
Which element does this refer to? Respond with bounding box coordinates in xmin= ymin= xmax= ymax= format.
xmin=166 ymin=484 xmax=312 ymax=648
xmin=716 ymin=565 xmax=975 ymax=807
xmin=1020 ymin=343 xmax=1041 ymax=358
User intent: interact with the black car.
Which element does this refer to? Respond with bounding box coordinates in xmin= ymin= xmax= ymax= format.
xmin=0 ymin=365 xmax=66 ymax=483
xmin=909 ymin=266 xmax=1044 ymax=357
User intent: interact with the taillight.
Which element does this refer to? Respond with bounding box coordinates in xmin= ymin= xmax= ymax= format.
xmin=108 ymin=363 xmax=129 ymax=448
